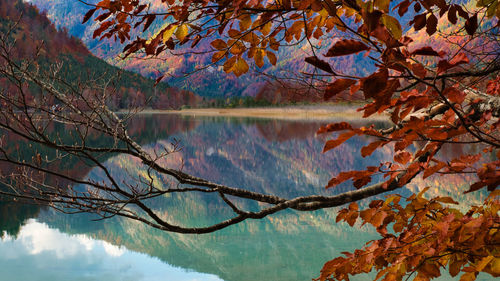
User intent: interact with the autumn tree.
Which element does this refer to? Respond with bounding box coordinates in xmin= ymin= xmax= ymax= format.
xmin=0 ymin=0 xmax=499 ymax=280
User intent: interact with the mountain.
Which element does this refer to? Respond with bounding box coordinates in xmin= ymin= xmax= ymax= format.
xmin=26 ymin=0 xmax=374 ymax=98
xmin=16 ymin=114 xmax=487 ymax=281
xmin=1 ymin=0 xmax=201 ymax=109
xmin=26 ymin=0 xmax=494 ymax=99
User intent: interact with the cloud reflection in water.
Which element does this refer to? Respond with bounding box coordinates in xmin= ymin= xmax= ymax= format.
xmin=0 ymin=219 xmax=223 ymax=281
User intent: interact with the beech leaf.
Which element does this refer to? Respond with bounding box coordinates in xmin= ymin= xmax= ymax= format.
xmin=317 ymin=122 xmax=353 ymax=134
xmin=411 ymin=46 xmax=445 ymax=57
xmin=323 ymin=131 xmax=357 ymax=152
xmin=437 ymin=53 xmax=469 ymax=73
xmin=426 ymin=14 xmax=438 ymax=35
xmin=381 ymin=15 xmax=402 ymax=39
xmin=175 ymin=24 xmax=189 ymax=41
xmin=324 ymin=79 xmax=357 ymax=100
xmin=325 ymin=40 xmax=370 ymax=57
xmin=465 ymin=14 xmax=478 ymax=35
xmin=82 ymin=8 xmax=97 ymax=24
xmin=305 ymin=56 xmax=334 ymax=73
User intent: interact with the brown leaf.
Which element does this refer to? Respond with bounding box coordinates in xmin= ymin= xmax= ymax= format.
xmin=393 ymin=222 xmax=404 ymax=232
xmin=323 ymin=131 xmax=357 ymax=152
xmin=266 ymin=51 xmax=277 ymax=66
xmin=423 ymin=161 xmax=446 ymax=178
xmin=82 ymin=8 xmax=97 ymax=24
xmin=154 ymin=75 xmax=164 ymax=86
xmin=361 ymin=140 xmax=386 ymax=157
xmin=448 ymin=5 xmax=458 ymax=24
xmin=223 ymin=56 xmax=237 ymax=73
xmin=394 ymin=151 xmax=412 ymax=165
xmin=456 ymin=5 xmax=470 ymax=19
xmin=465 ymin=13 xmax=478 ymax=35
xmin=211 ymin=51 xmax=225 ymax=63
xmin=395 ymin=0 xmax=411 ymax=17
xmin=437 ymin=53 xmax=469 ymax=73
xmin=254 ymin=49 xmax=265 ymax=68
xmin=444 ymin=87 xmax=466 ymax=103
xmin=322 ymin=0 xmax=337 ymax=16
xmin=305 ymin=56 xmax=334 ymax=73
xmin=325 ymin=40 xmax=370 ymax=57
xmin=420 ymin=262 xmax=441 ymax=278
xmin=317 ymin=122 xmax=353 ymax=134
xmin=411 ymin=46 xmax=445 ymax=57
xmin=143 ymin=15 xmax=156 ymax=32
xmin=233 ymin=58 xmax=249 ymax=77
xmin=360 ymin=208 xmax=376 ymax=222
xmin=210 ymin=39 xmax=227 ymax=50
xmin=346 ymin=212 xmax=359 ymax=226
xmin=435 ymin=196 xmax=459 ymax=204
xmin=324 ymin=79 xmax=357 ymax=100
xmin=371 ymin=211 xmax=387 ymax=227
xmin=426 ymin=14 xmax=438 ymax=35
xmin=361 ymin=69 xmax=388 ymax=99
xmin=413 ymin=14 xmax=427 ymax=31
xmin=410 ymin=63 xmax=427 ymax=78
xmin=449 ymin=257 xmax=463 ymax=277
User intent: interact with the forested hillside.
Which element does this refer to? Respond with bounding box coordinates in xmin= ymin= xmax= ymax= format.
xmin=27 ymin=0 xmax=374 ymax=98
xmin=27 ymin=0 xmax=493 ymax=100
xmin=1 ymin=0 xmax=201 ymax=109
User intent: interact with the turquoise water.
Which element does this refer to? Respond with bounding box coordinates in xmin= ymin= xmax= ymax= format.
xmin=0 ymin=114 xmax=491 ymax=280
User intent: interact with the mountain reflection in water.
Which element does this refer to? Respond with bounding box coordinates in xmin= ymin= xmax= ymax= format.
xmin=0 ymin=114 xmax=489 ymax=281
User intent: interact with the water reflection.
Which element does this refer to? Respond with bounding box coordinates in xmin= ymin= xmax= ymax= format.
xmin=0 ymin=114 xmax=490 ymax=281
xmin=0 ymin=219 xmax=223 ymax=281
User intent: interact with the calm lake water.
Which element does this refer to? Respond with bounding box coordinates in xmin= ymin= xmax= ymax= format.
xmin=0 ymin=114 xmax=492 ymax=281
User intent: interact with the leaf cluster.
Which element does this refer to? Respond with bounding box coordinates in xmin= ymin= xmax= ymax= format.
xmin=319 ymin=190 xmax=500 ymax=281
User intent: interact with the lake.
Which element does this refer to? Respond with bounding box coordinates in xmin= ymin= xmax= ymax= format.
xmin=0 ymin=114 xmax=492 ymax=281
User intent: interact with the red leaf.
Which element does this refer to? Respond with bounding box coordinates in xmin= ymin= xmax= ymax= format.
xmin=324 ymin=79 xmax=357 ymax=100
xmin=354 ymin=176 xmax=372 ymax=188
xmin=361 ymin=69 xmax=388 ymax=99
xmin=444 ymin=87 xmax=466 ymax=103
xmin=423 ymin=161 xmax=446 ymax=178
xmin=154 ymin=75 xmax=165 ymax=86
xmin=323 ymin=131 xmax=357 ymax=152
xmin=327 ymin=170 xmax=358 ymax=188
xmin=410 ymin=63 xmax=427 ymax=78
xmin=394 ymin=151 xmax=412 ymax=165
xmin=437 ymin=53 xmax=469 ymax=73
xmin=317 ymin=122 xmax=353 ymax=134
xmin=305 ymin=56 xmax=335 ymax=73
xmin=361 ymin=140 xmax=386 ymax=157
xmin=93 ymin=21 xmax=113 ymax=38
xmin=325 ymin=40 xmax=370 ymax=57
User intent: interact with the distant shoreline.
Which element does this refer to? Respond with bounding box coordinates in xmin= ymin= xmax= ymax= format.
xmin=133 ymin=105 xmax=388 ymax=121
